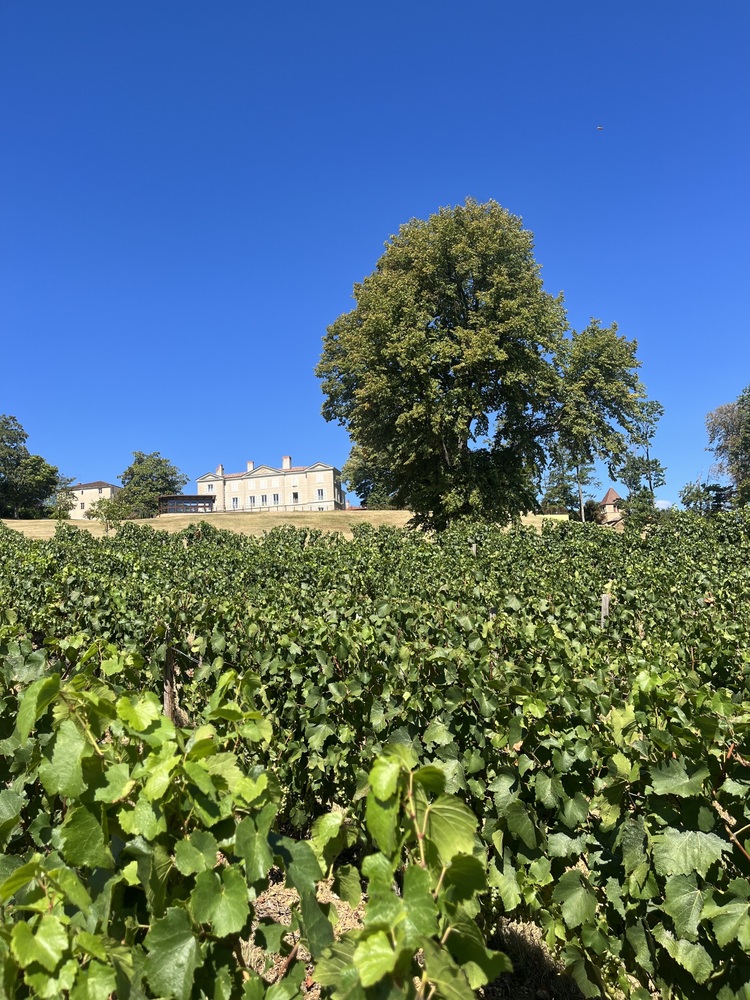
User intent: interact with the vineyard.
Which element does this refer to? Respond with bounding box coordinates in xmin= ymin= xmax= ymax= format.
xmin=0 ymin=514 xmax=749 ymax=999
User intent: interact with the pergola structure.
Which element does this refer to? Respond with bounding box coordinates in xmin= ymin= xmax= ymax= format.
xmin=157 ymin=494 xmax=216 ymax=515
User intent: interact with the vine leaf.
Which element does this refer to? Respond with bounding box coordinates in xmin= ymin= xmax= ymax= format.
xmin=551 ymin=871 xmax=597 ymax=929
xmin=38 ymin=719 xmax=89 ymax=798
xmin=663 ymin=875 xmax=705 ymax=941
xmin=421 ymin=938 xmax=475 ymax=1000
xmin=190 ymin=868 xmax=249 ymax=936
xmin=651 ymin=925 xmax=713 ymax=983
xmin=649 ymin=760 xmax=710 ymax=798
xmin=652 ymin=829 xmax=727 ymax=877
xmin=144 ymin=907 xmax=204 ymax=1000
xmin=353 ymin=930 xmax=397 ymax=987
xmin=11 ymin=915 xmax=68 ymax=972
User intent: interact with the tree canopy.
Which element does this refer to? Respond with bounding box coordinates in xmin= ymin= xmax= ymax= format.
xmin=0 ymin=415 xmax=62 ymax=518
xmin=706 ymin=385 xmax=750 ymax=505
xmin=317 ymin=199 xmax=654 ymax=528
xmin=117 ymin=451 xmax=189 ymax=518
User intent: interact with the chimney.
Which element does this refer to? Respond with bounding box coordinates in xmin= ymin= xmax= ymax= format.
xmin=247 ymin=460 xmax=254 ymax=472
xmin=282 ymin=455 xmax=292 ymax=470
xmin=216 ymin=464 xmax=224 ymax=476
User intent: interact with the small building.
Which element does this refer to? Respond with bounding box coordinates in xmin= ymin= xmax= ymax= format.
xmin=601 ymin=487 xmax=623 ymax=526
xmin=196 ymin=456 xmax=345 ymax=513
xmin=158 ymin=494 xmax=217 ymax=515
xmin=69 ymin=481 xmax=121 ymax=520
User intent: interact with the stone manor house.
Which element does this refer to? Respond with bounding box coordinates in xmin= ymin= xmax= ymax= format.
xmin=196 ymin=456 xmax=345 ymax=513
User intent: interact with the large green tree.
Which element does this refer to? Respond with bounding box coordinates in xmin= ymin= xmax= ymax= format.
xmin=118 ymin=451 xmax=189 ymax=518
xmin=0 ymin=415 xmax=61 ymax=518
xmin=342 ymin=444 xmax=398 ymax=509
xmin=317 ymin=199 xmax=652 ymax=528
xmin=706 ymin=385 xmax=750 ymax=505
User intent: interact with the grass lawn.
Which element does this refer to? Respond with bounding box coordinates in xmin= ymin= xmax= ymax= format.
xmin=2 ymin=510 xmax=566 ymax=542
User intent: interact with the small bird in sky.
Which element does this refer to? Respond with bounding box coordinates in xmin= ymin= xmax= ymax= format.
xmin=596 ymin=125 xmax=604 ymax=131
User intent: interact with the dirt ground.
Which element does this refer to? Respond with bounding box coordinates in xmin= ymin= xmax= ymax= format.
xmin=242 ymin=880 xmax=590 ymax=1000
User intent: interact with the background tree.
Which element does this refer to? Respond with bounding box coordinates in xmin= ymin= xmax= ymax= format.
xmin=678 ymin=480 xmax=734 ymax=516
xmin=553 ymin=320 xmax=652 ymax=521
xmin=539 ymin=445 xmax=600 ymax=520
xmin=85 ymin=495 xmax=129 ymax=534
xmin=317 ymin=199 xmax=567 ymax=529
xmin=342 ymin=445 xmax=398 ymax=509
xmin=118 ymin=451 xmax=189 ymax=518
xmin=317 ymin=200 xmax=655 ymax=529
xmin=614 ymin=399 xmax=666 ymax=498
xmin=706 ymin=385 xmax=750 ymax=505
xmin=48 ymin=475 xmax=78 ymax=520
xmin=0 ymin=415 xmax=61 ymax=518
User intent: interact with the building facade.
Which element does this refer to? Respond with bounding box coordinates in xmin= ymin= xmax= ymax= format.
xmin=195 ymin=456 xmax=345 ymax=513
xmin=69 ymin=481 xmax=121 ymax=519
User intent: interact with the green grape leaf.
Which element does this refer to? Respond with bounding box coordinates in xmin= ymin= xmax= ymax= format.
xmin=236 ymin=807 xmax=275 ymax=885
xmin=651 ymin=925 xmax=713 ymax=983
xmin=444 ymin=912 xmax=512 ymax=987
xmin=69 ymin=958 xmax=116 ymax=1000
xmin=369 ymin=758 xmax=401 ymax=800
xmin=60 ymin=805 xmax=114 ymax=870
xmin=117 ymin=693 xmax=162 ymax=732
xmin=663 ymin=875 xmax=705 ymax=941
xmin=652 ymin=829 xmax=727 ymax=877
xmin=38 ymin=719 xmax=89 ymax=798
xmin=401 ymin=864 xmax=439 ymax=945
xmin=535 ymin=771 xmax=563 ymax=809
xmin=441 ymin=854 xmax=486 ymax=900
xmin=422 ymin=938 xmax=475 ymax=1000
xmin=190 ymin=867 xmax=249 ymax=936
xmin=547 ymin=831 xmax=586 ymax=858
xmin=144 ymin=907 xmax=204 ymax=1000
xmin=701 ymin=896 xmax=750 ymax=950
xmin=0 ymin=789 xmax=23 ymax=848
xmin=649 ymin=760 xmax=710 ymax=798
xmin=418 ymin=794 xmax=478 ymax=864
xmin=504 ymin=800 xmax=537 ymax=850
xmin=16 ymin=674 xmax=60 ymax=744
xmin=332 ymin=863 xmax=362 ymax=909
xmin=93 ymin=763 xmax=135 ymax=804
xmin=423 ymin=719 xmax=453 ymax=747
xmin=551 ymin=871 xmax=597 ymax=929
xmin=11 ymin=915 xmax=68 ymax=972
xmin=353 ymin=930 xmax=397 ymax=987
xmin=313 ymin=938 xmax=365 ymax=999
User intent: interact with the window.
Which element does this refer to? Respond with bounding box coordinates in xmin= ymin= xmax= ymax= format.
xmin=232 ymin=497 xmax=239 ymax=510
xmin=261 ymin=494 xmax=267 ymax=505
xmin=292 ymin=492 xmax=299 ymax=504
xmin=316 ymin=473 xmax=324 ymax=483
xmin=98 ymin=487 xmax=103 ymax=494
xmin=207 ymin=484 xmax=214 ymax=493
xmin=231 ymin=482 xmax=238 ymax=492
xmin=272 ymin=493 xmax=280 ymax=505
xmin=317 ymin=489 xmax=324 ymax=501
xmin=247 ymin=496 xmax=256 ymax=507
xmin=272 ymin=478 xmax=279 ymax=487
xmin=259 ymin=479 xmax=267 ymax=489
xmin=80 ymin=502 xmax=85 ymax=510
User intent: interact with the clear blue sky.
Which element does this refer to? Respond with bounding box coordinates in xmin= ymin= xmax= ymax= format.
xmin=2 ymin=1 xmax=748 ymax=505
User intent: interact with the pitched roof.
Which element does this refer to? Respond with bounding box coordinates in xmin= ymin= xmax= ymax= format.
xmin=73 ymin=481 xmax=120 ymax=490
xmin=601 ymin=487 xmax=621 ymax=505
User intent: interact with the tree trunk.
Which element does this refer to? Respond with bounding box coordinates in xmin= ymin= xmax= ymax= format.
xmin=577 ymin=468 xmax=585 ymax=522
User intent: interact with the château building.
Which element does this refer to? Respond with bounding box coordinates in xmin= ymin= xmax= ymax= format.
xmin=195 ymin=456 xmax=345 ymax=513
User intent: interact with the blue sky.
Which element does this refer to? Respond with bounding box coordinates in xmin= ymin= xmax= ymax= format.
xmin=2 ymin=1 xmax=748 ymax=505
